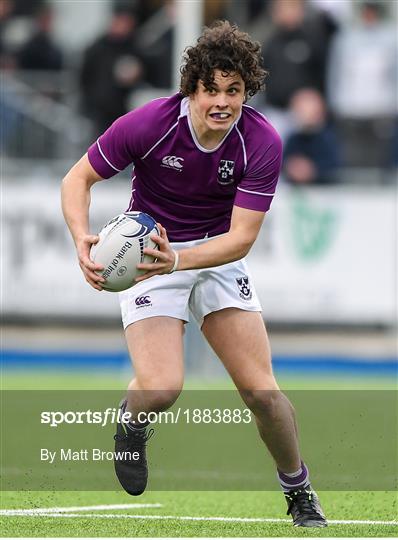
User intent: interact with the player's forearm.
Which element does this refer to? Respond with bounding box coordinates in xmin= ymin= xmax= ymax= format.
xmin=177 ymin=232 xmax=252 ymax=270
xmin=61 ymin=173 xmax=92 ymax=246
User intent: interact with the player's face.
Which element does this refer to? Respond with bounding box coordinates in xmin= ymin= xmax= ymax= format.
xmin=189 ymin=70 xmax=245 ymax=138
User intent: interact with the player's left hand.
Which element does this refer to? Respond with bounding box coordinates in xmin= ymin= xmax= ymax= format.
xmin=135 ymin=223 xmax=177 ymax=282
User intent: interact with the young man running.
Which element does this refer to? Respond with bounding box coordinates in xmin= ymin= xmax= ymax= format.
xmin=61 ymin=21 xmax=327 ymax=527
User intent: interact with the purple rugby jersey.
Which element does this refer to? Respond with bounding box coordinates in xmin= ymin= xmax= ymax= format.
xmin=88 ymin=93 xmax=282 ymax=242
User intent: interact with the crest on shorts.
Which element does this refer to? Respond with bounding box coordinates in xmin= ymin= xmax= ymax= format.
xmin=217 ymin=160 xmax=235 ymax=185
xmin=236 ymin=275 xmax=252 ymax=300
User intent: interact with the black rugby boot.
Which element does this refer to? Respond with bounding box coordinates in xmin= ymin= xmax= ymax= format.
xmin=285 ymin=486 xmax=327 ymax=527
xmin=113 ymin=410 xmax=154 ymax=496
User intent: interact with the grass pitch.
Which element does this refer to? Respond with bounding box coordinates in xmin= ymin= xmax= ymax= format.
xmin=1 ymin=370 xmax=396 ymax=537
xmin=1 ymin=490 xmax=397 ymax=537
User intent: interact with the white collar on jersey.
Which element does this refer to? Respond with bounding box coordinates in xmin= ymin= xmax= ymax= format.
xmin=179 ymin=96 xmax=242 ymax=153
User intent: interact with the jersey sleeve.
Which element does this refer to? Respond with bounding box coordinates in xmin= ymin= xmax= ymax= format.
xmin=87 ymin=112 xmax=139 ymax=179
xmin=234 ymin=131 xmax=283 ymax=212
xmin=87 ymin=98 xmax=169 ymax=179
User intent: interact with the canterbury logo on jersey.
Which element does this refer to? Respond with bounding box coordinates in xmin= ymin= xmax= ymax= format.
xmin=161 ymin=155 xmax=184 ymax=171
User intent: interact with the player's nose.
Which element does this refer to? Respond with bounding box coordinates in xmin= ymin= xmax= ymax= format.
xmin=215 ymin=93 xmax=229 ymax=108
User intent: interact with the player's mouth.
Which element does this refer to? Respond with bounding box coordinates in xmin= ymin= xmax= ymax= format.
xmin=209 ymin=112 xmax=232 ymax=122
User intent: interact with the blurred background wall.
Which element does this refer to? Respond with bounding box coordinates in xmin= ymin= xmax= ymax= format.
xmin=1 ymin=0 xmax=397 ymax=380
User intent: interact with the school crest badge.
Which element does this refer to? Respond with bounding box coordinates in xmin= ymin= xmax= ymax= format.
xmin=236 ymin=275 xmax=252 ymax=300
xmin=217 ymin=160 xmax=235 ymax=185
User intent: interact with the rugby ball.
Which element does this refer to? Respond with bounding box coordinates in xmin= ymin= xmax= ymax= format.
xmin=90 ymin=211 xmax=159 ymax=292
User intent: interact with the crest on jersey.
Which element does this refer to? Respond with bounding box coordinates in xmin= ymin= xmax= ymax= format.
xmin=217 ymin=160 xmax=235 ymax=185
xmin=236 ymin=275 xmax=252 ymax=300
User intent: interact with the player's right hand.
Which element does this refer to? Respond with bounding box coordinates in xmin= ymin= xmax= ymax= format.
xmin=76 ymin=234 xmax=105 ymax=291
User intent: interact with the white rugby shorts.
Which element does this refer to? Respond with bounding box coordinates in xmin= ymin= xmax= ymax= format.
xmin=119 ymin=237 xmax=262 ymax=329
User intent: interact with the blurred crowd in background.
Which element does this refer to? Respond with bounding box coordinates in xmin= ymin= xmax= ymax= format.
xmin=1 ymin=0 xmax=397 ymax=185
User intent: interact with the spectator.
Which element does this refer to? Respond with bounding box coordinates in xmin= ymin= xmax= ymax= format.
xmin=327 ymin=1 xmax=397 ymax=168
xmin=283 ymin=88 xmax=341 ymax=185
xmin=79 ymin=5 xmax=144 ymax=136
xmin=261 ymin=0 xmax=337 ymax=138
xmin=262 ymin=0 xmax=337 ymax=104
xmin=17 ymin=4 xmax=63 ymax=71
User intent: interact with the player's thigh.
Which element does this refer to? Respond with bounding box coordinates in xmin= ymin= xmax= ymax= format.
xmin=125 ymin=316 xmax=185 ymax=390
xmin=201 ymin=308 xmax=278 ymax=391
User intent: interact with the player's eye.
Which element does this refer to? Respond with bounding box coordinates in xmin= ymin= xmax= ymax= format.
xmin=206 ymin=87 xmax=217 ymax=94
xmin=228 ymin=88 xmax=239 ymax=94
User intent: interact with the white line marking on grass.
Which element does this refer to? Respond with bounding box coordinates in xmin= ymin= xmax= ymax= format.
xmin=2 ymin=512 xmax=397 ymax=526
xmin=0 ymin=504 xmax=162 ymax=516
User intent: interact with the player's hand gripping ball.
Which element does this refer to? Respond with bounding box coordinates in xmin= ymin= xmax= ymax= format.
xmin=90 ymin=212 xmax=159 ymax=292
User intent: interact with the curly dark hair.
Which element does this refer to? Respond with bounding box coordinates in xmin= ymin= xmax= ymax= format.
xmin=180 ymin=20 xmax=267 ymax=100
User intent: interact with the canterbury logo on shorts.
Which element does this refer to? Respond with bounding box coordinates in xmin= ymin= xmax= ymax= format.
xmin=135 ymin=295 xmax=152 ymax=307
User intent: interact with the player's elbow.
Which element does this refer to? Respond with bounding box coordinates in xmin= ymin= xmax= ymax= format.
xmin=62 ymin=154 xmax=103 ymax=190
xmin=233 ymin=236 xmax=254 ymax=259
xmin=61 ymin=172 xmax=82 ymax=200
xmin=228 ymin=221 xmax=260 ymax=259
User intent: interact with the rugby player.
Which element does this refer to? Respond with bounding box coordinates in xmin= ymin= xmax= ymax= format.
xmin=61 ymin=21 xmax=327 ymax=527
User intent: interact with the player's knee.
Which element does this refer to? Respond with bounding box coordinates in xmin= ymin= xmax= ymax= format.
xmin=241 ymin=389 xmax=281 ymax=418
xmin=149 ymin=388 xmax=182 ymax=411
xmin=132 ymin=386 xmax=182 ymax=412
xmin=128 ymin=374 xmax=183 ymax=412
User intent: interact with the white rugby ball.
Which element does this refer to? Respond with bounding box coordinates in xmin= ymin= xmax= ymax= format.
xmin=90 ymin=211 xmax=159 ymax=292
